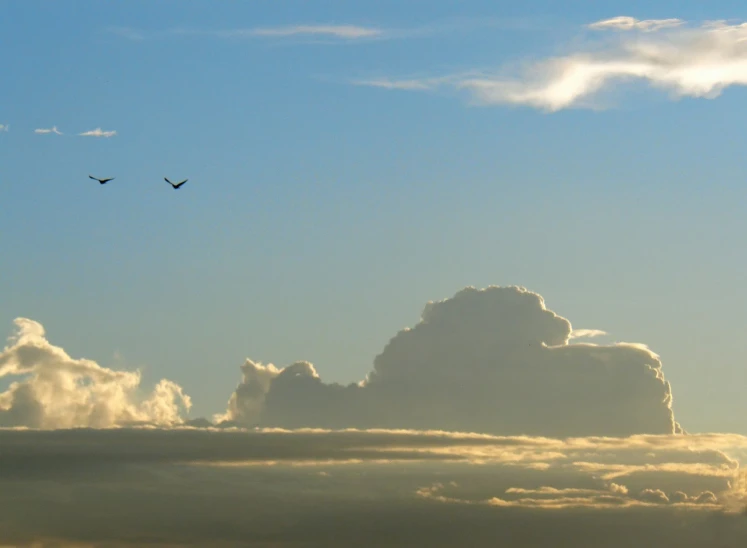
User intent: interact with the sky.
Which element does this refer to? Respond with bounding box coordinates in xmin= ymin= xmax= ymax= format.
xmin=5 ymin=1 xmax=747 ymax=544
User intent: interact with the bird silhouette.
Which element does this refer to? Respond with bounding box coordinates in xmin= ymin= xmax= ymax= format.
xmin=165 ymin=177 xmax=187 ymax=189
xmin=89 ymin=175 xmax=114 ymax=185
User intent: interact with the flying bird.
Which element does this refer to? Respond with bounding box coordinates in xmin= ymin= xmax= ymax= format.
xmin=89 ymin=175 xmax=115 ymax=185
xmin=165 ymin=177 xmax=187 ymax=189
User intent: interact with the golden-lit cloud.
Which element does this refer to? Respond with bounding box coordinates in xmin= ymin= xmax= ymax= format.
xmin=356 ymin=17 xmax=747 ymax=111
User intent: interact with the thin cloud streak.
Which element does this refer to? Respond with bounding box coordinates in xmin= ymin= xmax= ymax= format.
xmin=34 ymin=126 xmax=62 ymax=135
xmin=110 ymin=17 xmax=541 ymax=44
xmin=249 ymin=24 xmax=382 ymax=39
xmin=357 ymin=16 xmax=747 ymax=111
xmin=570 ymin=329 xmax=608 ymax=339
xmin=79 ymin=128 xmax=117 ymax=138
xmin=588 ymin=16 xmax=684 ymax=32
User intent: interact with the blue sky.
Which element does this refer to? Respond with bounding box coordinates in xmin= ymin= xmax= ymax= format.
xmin=4 ymin=0 xmax=747 ymax=432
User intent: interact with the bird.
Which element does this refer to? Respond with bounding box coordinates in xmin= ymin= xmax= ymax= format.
xmin=165 ymin=177 xmax=187 ymax=189
xmin=89 ymin=175 xmax=114 ymax=185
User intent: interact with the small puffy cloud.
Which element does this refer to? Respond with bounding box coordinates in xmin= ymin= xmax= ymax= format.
xmin=0 ymin=318 xmax=191 ymax=428
xmin=0 ymin=124 xmax=8 ymax=132
xmin=360 ymin=17 xmax=747 ymax=111
xmin=34 ymin=126 xmax=62 ymax=135
xmin=78 ymin=127 xmax=116 ymax=138
xmin=2 ymin=428 xmax=747 ymax=545
xmin=218 ymin=286 xmax=681 ymax=438
xmin=588 ymin=16 xmax=684 ymax=32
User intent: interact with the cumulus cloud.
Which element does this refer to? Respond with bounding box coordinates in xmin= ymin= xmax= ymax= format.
xmin=218 ymin=285 xmax=681 ymax=437
xmin=2 ymin=427 xmax=747 ymax=546
xmin=588 ymin=16 xmax=684 ymax=32
xmin=0 ymin=318 xmax=191 ymax=428
xmin=78 ymin=127 xmax=116 ymax=138
xmin=358 ymin=17 xmax=747 ymax=111
xmin=34 ymin=126 xmax=62 ymax=135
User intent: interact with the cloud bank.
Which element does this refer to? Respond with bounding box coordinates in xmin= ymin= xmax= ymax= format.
xmin=358 ymin=16 xmax=747 ymax=111
xmin=218 ymin=286 xmax=682 ymax=438
xmin=0 ymin=318 xmax=190 ymax=428
xmin=1 ymin=427 xmax=747 ymax=546
xmin=4 ymin=283 xmax=747 ymax=546
xmin=78 ymin=127 xmax=117 ymax=138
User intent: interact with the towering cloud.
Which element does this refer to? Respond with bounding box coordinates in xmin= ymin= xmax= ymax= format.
xmin=218 ymin=286 xmax=682 ymax=437
xmin=0 ymin=318 xmax=191 ymax=428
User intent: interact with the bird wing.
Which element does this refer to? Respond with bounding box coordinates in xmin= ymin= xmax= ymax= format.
xmin=164 ymin=177 xmax=173 ymax=185
xmin=174 ymin=179 xmax=188 ymax=188
xmin=101 ymin=177 xmax=114 ymax=183
xmin=89 ymin=175 xmax=99 ymax=181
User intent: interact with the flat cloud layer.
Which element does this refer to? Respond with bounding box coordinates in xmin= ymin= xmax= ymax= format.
xmin=218 ymin=286 xmax=682 ymax=437
xmin=358 ymin=16 xmax=747 ymax=111
xmin=1 ymin=427 xmax=747 ymax=546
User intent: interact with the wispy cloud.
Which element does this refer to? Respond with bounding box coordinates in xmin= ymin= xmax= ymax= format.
xmin=79 ymin=127 xmax=117 ymax=138
xmin=357 ymin=16 xmax=747 ymax=112
xmin=569 ymin=329 xmax=608 ymax=339
xmin=249 ymin=24 xmax=382 ymax=39
xmin=107 ymin=26 xmax=146 ymax=41
xmin=34 ymin=126 xmax=62 ymax=135
xmin=0 ymin=124 xmax=8 ymax=132
xmin=110 ymin=17 xmax=540 ymax=45
xmin=588 ymin=16 xmax=684 ymax=32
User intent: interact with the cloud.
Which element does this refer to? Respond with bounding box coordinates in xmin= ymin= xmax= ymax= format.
xmin=0 ymin=318 xmax=191 ymax=428
xmin=249 ymin=24 xmax=382 ymax=39
xmin=588 ymin=16 xmax=684 ymax=32
xmin=570 ymin=328 xmax=608 ymax=339
xmin=110 ymin=17 xmax=530 ymax=44
xmin=359 ymin=17 xmax=747 ymax=111
xmin=106 ymin=26 xmax=146 ymax=40
xmin=0 ymin=124 xmax=8 ymax=132
xmin=1 ymin=427 xmax=747 ymax=546
xmin=122 ymin=24 xmax=385 ymax=42
xmin=217 ymin=286 xmax=682 ymax=438
xmin=34 ymin=126 xmax=62 ymax=135
xmin=78 ymin=127 xmax=116 ymax=138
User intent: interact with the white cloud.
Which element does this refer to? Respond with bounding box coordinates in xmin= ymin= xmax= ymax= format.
xmin=570 ymin=328 xmax=608 ymax=339
xmin=78 ymin=127 xmax=117 ymax=138
xmin=217 ymin=286 xmax=682 ymax=438
xmin=588 ymin=16 xmax=684 ymax=32
xmin=107 ymin=26 xmax=146 ymax=40
xmin=0 ymin=318 xmax=191 ymax=428
xmin=354 ymin=77 xmax=445 ymax=90
xmin=359 ymin=17 xmax=747 ymax=111
xmin=34 ymin=126 xmax=62 ymax=135
xmin=113 ymin=18 xmax=522 ymax=43
xmin=0 ymin=124 xmax=8 ymax=132
xmin=159 ymin=24 xmax=384 ymax=42
xmin=249 ymin=24 xmax=382 ymax=39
